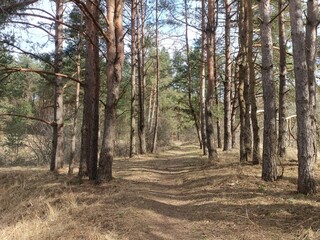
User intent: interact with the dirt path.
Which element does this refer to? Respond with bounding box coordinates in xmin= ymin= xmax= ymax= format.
xmin=109 ymin=143 xmax=320 ymax=240
xmin=1 ymin=143 xmax=320 ymax=240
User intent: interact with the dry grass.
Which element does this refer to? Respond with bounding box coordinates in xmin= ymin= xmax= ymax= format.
xmin=0 ymin=143 xmax=320 ymax=240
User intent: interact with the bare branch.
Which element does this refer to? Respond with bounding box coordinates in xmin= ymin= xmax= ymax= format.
xmin=0 ymin=66 xmax=83 ymax=85
xmin=0 ymin=113 xmax=52 ymax=126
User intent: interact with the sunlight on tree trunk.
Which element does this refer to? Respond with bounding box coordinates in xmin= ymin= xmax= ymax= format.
xmin=260 ymin=0 xmax=278 ymax=182
xmin=152 ymin=0 xmax=160 ymax=153
xmin=51 ymin=0 xmax=64 ymax=171
xmin=277 ymin=0 xmax=288 ymax=161
xmin=79 ymin=0 xmax=100 ymax=180
xmin=99 ymin=0 xmax=124 ymax=181
xmin=130 ymin=0 xmax=137 ymax=158
xmin=289 ymin=0 xmax=317 ymax=194
xmin=206 ymin=0 xmax=218 ymax=161
xmin=200 ymin=0 xmax=207 ymax=155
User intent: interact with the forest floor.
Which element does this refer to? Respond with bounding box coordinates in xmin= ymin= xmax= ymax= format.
xmin=1 ymin=142 xmax=320 ymax=240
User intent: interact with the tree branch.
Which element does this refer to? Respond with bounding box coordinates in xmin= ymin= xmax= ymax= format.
xmin=0 ymin=0 xmax=38 ymax=13
xmin=0 ymin=113 xmax=52 ymax=126
xmin=0 ymin=66 xmax=83 ymax=85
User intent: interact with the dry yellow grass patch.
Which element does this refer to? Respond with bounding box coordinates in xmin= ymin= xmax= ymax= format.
xmin=0 ymin=144 xmax=320 ymax=240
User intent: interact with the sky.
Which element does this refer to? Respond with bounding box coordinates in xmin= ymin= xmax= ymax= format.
xmin=6 ymin=0 xmax=203 ymax=59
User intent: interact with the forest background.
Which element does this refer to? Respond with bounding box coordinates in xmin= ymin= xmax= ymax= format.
xmin=1 ymin=0 xmax=320 ymax=239
xmin=0 ymin=0 xmax=319 ymax=193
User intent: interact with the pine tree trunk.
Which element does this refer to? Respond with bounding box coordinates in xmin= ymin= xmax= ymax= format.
xmin=223 ymin=0 xmax=232 ymax=151
xmin=68 ymin=43 xmax=81 ymax=175
xmin=238 ymin=0 xmax=251 ymax=162
xmin=260 ymin=0 xmax=277 ymax=181
xmin=130 ymin=0 xmax=137 ymax=158
xmin=99 ymin=0 xmax=124 ymax=181
xmin=248 ymin=0 xmax=261 ymax=164
xmin=213 ymin=6 xmax=222 ymax=149
xmin=277 ymin=0 xmax=288 ymax=160
xmin=137 ymin=0 xmax=147 ymax=154
xmin=147 ymin=85 xmax=153 ymax=130
xmin=306 ymin=0 xmax=318 ymax=167
xmin=206 ymin=0 xmax=218 ymax=161
xmin=243 ymin=0 xmax=252 ymax=160
xmin=289 ymin=0 xmax=317 ymax=194
xmin=51 ymin=0 xmax=64 ymax=171
xmin=200 ymin=0 xmax=207 ymax=155
xmin=152 ymin=0 xmax=160 ymax=153
xmin=185 ymin=0 xmax=202 ymax=149
xmin=214 ymin=38 xmax=222 ymax=149
xmin=79 ymin=0 xmax=100 ymax=180
xmin=231 ymin=58 xmax=239 ymax=148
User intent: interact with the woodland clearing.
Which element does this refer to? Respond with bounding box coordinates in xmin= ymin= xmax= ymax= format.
xmin=0 ymin=142 xmax=320 ymax=240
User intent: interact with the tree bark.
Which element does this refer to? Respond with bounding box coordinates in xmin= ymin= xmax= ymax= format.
xmin=238 ymin=0 xmax=251 ymax=162
xmin=69 ymin=38 xmax=82 ymax=175
xmin=137 ymin=0 xmax=147 ymax=154
xmin=151 ymin=0 xmax=160 ymax=153
xmin=98 ymin=0 xmax=124 ymax=181
xmin=214 ymin=34 xmax=222 ymax=149
xmin=130 ymin=0 xmax=137 ymax=158
xmin=248 ymin=0 xmax=261 ymax=164
xmin=289 ymin=0 xmax=317 ymax=194
xmin=231 ymin=56 xmax=239 ymax=148
xmin=277 ymin=0 xmax=288 ymax=160
xmin=51 ymin=0 xmax=64 ymax=171
xmin=206 ymin=0 xmax=218 ymax=161
xmin=223 ymin=0 xmax=232 ymax=151
xmin=79 ymin=0 xmax=100 ymax=180
xmin=185 ymin=0 xmax=202 ymax=149
xmin=260 ymin=0 xmax=277 ymax=181
xmin=200 ymin=0 xmax=207 ymax=155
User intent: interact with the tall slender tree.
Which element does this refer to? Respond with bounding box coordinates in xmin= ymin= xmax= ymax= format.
xmin=51 ymin=0 xmax=64 ymax=171
xmin=206 ymin=0 xmax=218 ymax=160
xmin=248 ymin=0 xmax=260 ymax=165
xmin=260 ymin=0 xmax=277 ymax=181
xmin=69 ymin=21 xmax=82 ymax=175
xmin=277 ymin=0 xmax=288 ymax=160
xmin=289 ymin=0 xmax=317 ymax=194
xmin=238 ymin=0 xmax=252 ymax=162
xmin=151 ymin=0 xmax=160 ymax=153
xmin=200 ymin=0 xmax=207 ymax=155
xmin=223 ymin=0 xmax=232 ymax=151
xmin=79 ymin=0 xmax=100 ymax=180
xmin=130 ymin=0 xmax=137 ymax=158
xmin=184 ymin=0 xmax=202 ymax=149
xmin=99 ymin=0 xmax=124 ymax=181
xmin=137 ymin=0 xmax=147 ymax=154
